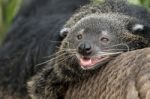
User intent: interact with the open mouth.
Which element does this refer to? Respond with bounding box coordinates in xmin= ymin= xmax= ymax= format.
xmin=79 ymin=55 xmax=110 ymax=70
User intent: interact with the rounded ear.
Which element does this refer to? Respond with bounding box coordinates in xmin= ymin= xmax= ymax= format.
xmin=60 ymin=28 xmax=70 ymax=38
xmin=128 ymin=23 xmax=150 ymax=39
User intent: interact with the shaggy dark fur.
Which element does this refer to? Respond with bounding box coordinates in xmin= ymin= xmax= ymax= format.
xmin=0 ymin=0 xmax=89 ymax=98
xmin=65 ymin=48 xmax=150 ymax=99
xmin=0 ymin=0 xmax=150 ymax=99
xmin=28 ymin=0 xmax=150 ymax=99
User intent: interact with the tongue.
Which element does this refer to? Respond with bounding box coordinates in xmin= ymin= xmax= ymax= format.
xmin=80 ymin=58 xmax=92 ymax=67
xmin=79 ymin=56 xmax=109 ymax=69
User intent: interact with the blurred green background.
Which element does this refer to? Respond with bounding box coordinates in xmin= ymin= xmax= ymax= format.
xmin=0 ymin=0 xmax=150 ymax=44
xmin=0 ymin=0 xmax=22 ymax=42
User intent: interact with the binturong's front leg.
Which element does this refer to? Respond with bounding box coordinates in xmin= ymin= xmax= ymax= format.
xmin=27 ymin=67 xmax=67 ymax=99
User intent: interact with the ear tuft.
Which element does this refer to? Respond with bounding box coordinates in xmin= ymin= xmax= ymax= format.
xmin=132 ymin=24 xmax=144 ymax=32
xmin=129 ymin=23 xmax=150 ymax=40
xmin=60 ymin=28 xmax=70 ymax=38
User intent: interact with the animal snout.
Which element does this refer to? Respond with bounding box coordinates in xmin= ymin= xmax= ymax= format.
xmin=78 ymin=42 xmax=92 ymax=56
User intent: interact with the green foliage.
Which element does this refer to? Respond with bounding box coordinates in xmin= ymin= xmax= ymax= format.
xmin=91 ymin=0 xmax=150 ymax=8
xmin=139 ymin=0 xmax=150 ymax=8
xmin=128 ymin=0 xmax=150 ymax=8
xmin=90 ymin=0 xmax=102 ymax=5
xmin=0 ymin=0 xmax=22 ymax=43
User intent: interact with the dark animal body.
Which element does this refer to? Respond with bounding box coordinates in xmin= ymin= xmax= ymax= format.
xmin=0 ymin=0 xmax=89 ymax=99
xmin=65 ymin=48 xmax=150 ymax=99
xmin=28 ymin=0 xmax=150 ymax=99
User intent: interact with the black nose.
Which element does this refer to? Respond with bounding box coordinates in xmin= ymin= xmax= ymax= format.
xmin=78 ymin=42 xmax=92 ymax=56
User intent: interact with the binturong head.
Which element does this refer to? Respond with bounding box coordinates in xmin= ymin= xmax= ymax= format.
xmin=59 ymin=14 xmax=150 ymax=70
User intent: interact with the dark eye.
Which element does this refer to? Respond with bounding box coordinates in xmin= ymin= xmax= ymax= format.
xmin=77 ymin=34 xmax=83 ymax=40
xmin=100 ymin=37 xmax=109 ymax=43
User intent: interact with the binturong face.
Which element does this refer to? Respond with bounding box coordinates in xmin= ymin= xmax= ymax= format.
xmin=60 ymin=14 xmax=150 ymax=70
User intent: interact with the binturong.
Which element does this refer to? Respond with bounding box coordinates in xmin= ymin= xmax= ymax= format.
xmin=28 ymin=0 xmax=150 ymax=99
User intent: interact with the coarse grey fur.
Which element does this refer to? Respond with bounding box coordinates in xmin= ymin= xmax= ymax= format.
xmin=65 ymin=48 xmax=150 ymax=99
xmin=28 ymin=0 xmax=150 ymax=99
xmin=0 ymin=0 xmax=89 ymax=99
xmin=64 ymin=0 xmax=150 ymax=28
